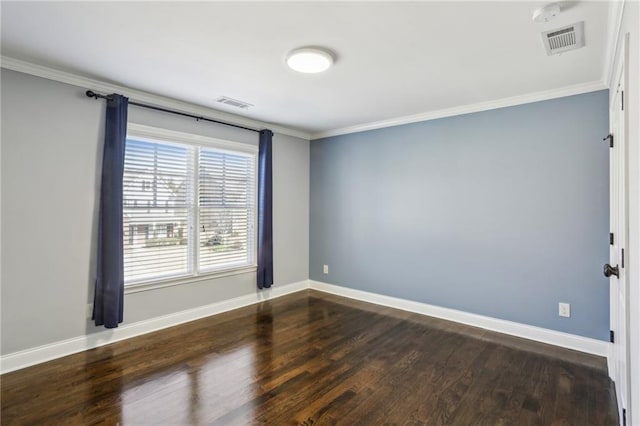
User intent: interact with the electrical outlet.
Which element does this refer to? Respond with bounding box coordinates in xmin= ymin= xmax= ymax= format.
xmin=559 ymin=302 xmax=571 ymax=318
xmin=323 ymin=264 xmax=329 ymax=274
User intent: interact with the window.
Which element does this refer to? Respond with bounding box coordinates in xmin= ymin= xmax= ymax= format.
xmin=123 ymin=125 xmax=257 ymax=285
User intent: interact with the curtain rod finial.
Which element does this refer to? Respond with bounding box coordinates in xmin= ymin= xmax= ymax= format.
xmin=86 ymin=90 xmax=97 ymax=99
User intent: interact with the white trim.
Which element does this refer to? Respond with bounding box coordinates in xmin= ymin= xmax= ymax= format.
xmin=2 ymin=279 xmax=611 ymax=374
xmin=0 ymin=280 xmax=309 ymax=374
xmin=1 ymin=56 xmax=607 ymax=143
xmin=123 ymin=122 xmax=259 ymax=288
xmin=124 ymin=266 xmax=257 ymax=295
xmin=309 ymin=280 xmax=609 ymax=357
xmin=603 ymin=0 xmax=626 ymax=89
xmin=0 ymin=56 xmax=311 ymax=141
xmin=311 ymin=80 xmax=607 ymax=139
xmin=608 ymin=343 xmax=616 ymax=384
xmin=127 ymin=123 xmax=258 ymax=154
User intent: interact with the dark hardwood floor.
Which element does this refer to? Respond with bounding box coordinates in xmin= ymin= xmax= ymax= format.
xmin=1 ymin=290 xmax=617 ymax=425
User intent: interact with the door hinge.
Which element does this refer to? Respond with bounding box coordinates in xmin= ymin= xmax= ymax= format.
xmin=610 ymin=233 xmax=614 ymax=245
xmin=622 ymin=248 xmax=625 ymax=268
xmin=603 ymin=134 xmax=614 ymax=148
xmin=610 ymin=330 xmax=615 ymax=343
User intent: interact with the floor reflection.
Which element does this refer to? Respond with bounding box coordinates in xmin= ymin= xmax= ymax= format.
xmin=97 ymin=299 xmax=281 ymax=425
xmin=121 ymin=365 xmax=190 ymax=424
xmin=118 ymin=344 xmax=258 ymax=424
xmin=82 ymin=346 xmax=123 ymax=424
xmin=1 ymin=292 xmax=616 ymax=425
xmin=252 ymin=301 xmax=274 ymax=424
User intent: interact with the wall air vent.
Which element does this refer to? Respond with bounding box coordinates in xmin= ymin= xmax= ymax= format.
xmin=215 ymin=96 xmax=253 ymax=109
xmin=541 ymin=21 xmax=584 ymax=56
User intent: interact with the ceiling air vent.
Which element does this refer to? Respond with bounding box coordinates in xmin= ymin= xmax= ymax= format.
xmin=541 ymin=21 xmax=584 ymax=56
xmin=215 ymin=96 xmax=253 ymax=109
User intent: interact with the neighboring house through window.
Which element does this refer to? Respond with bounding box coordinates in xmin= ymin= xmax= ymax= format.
xmin=123 ymin=124 xmax=257 ymax=286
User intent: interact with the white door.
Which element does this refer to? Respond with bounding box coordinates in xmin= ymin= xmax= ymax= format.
xmin=607 ymin=35 xmax=629 ymax=423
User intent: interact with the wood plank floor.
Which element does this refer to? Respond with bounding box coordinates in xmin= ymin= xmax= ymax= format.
xmin=1 ymin=290 xmax=617 ymax=425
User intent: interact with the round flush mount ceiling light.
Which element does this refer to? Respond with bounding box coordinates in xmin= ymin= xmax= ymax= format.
xmin=286 ymin=47 xmax=334 ymax=73
xmin=532 ymin=3 xmax=561 ymax=23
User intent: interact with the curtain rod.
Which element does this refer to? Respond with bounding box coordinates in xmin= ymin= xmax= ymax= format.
xmin=85 ymin=90 xmax=261 ymax=133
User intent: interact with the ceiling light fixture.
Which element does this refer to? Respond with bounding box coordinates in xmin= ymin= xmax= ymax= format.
xmin=532 ymin=3 xmax=561 ymax=23
xmin=286 ymin=47 xmax=334 ymax=73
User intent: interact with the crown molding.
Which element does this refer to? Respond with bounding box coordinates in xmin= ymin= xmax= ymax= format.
xmin=311 ymin=80 xmax=607 ymax=140
xmin=0 ymin=56 xmax=311 ymax=141
xmin=1 ymin=55 xmax=609 ymax=143
xmin=602 ymin=0 xmax=626 ymax=88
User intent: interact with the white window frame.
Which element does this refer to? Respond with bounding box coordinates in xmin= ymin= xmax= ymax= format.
xmin=124 ymin=123 xmax=258 ymax=293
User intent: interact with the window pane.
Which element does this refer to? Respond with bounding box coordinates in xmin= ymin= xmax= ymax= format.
xmin=198 ymin=148 xmax=255 ymax=271
xmin=123 ymin=139 xmax=193 ymax=283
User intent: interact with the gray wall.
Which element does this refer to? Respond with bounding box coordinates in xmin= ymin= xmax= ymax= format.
xmin=310 ymin=90 xmax=609 ymax=340
xmin=1 ymin=69 xmax=309 ymax=354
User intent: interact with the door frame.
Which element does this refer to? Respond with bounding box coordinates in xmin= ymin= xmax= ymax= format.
xmin=607 ymin=32 xmax=631 ymax=424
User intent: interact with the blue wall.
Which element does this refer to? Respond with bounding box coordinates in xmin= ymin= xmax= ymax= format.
xmin=310 ymin=90 xmax=610 ymax=340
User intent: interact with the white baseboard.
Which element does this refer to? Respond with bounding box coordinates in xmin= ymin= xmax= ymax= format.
xmin=309 ymin=280 xmax=609 ymax=357
xmin=2 ymin=279 xmax=609 ymax=374
xmin=607 ymin=345 xmax=615 ymax=381
xmin=0 ymin=280 xmax=309 ymax=374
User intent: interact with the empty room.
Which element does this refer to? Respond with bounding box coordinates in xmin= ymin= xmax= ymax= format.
xmin=1 ymin=1 xmax=639 ymax=425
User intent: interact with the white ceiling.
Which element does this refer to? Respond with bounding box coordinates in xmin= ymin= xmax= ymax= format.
xmin=1 ymin=1 xmax=611 ymax=137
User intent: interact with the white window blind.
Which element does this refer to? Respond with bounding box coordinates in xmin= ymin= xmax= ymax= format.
xmin=123 ymin=133 xmax=256 ymax=285
xmin=198 ymin=148 xmax=256 ymax=271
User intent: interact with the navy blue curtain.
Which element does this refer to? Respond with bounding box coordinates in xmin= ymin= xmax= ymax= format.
xmin=257 ymin=129 xmax=274 ymax=289
xmin=93 ymin=94 xmax=128 ymax=328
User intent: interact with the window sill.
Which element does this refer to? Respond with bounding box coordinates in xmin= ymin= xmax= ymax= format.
xmin=124 ymin=265 xmax=257 ymax=294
